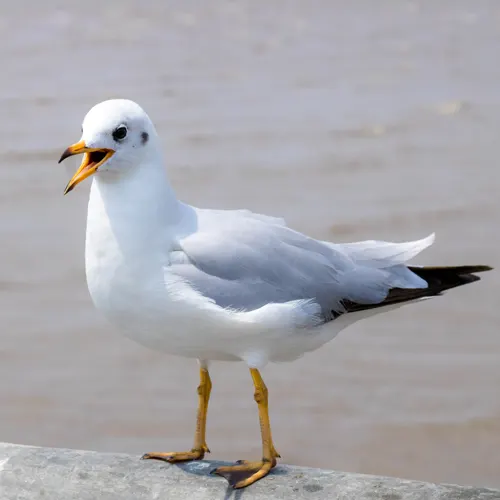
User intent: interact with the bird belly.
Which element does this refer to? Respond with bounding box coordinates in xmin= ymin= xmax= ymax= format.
xmin=85 ymin=257 xmax=243 ymax=360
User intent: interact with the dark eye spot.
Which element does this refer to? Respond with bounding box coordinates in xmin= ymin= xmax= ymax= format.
xmin=141 ymin=131 xmax=149 ymax=144
xmin=112 ymin=125 xmax=127 ymax=141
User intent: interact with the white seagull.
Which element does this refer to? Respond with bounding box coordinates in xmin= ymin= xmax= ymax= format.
xmin=59 ymin=99 xmax=491 ymax=489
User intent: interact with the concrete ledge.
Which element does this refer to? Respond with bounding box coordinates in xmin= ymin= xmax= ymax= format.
xmin=0 ymin=442 xmax=499 ymax=499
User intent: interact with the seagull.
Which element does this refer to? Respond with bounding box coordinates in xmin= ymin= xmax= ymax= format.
xmin=59 ymin=99 xmax=492 ymax=489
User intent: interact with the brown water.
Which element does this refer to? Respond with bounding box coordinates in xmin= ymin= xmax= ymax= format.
xmin=0 ymin=0 xmax=499 ymax=489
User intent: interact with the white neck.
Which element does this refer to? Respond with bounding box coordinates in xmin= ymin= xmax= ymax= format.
xmin=85 ymin=151 xmax=193 ymax=263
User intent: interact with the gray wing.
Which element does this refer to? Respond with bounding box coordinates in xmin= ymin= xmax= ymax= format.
xmin=172 ymin=210 xmax=431 ymax=320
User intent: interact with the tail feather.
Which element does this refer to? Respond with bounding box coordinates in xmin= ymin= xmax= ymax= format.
xmin=337 ymin=264 xmax=492 ymax=316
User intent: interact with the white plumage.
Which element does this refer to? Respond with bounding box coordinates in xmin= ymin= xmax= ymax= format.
xmin=60 ymin=99 xmax=490 ymax=489
xmin=60 ymin=99 xmax=439 ymax=368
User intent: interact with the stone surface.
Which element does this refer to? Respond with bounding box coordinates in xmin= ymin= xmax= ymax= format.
xmin=0 ymin=442 xmax=499 ymax=499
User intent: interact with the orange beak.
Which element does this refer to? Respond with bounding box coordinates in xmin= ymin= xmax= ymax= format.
xmin=59 ymin=140 xmax=114 ymax=194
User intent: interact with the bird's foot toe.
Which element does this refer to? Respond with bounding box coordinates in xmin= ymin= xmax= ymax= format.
xmin=142 ymin=447 xmax=208 ymax=463
xmin=212 ymin=458 xmax=276 ymax=489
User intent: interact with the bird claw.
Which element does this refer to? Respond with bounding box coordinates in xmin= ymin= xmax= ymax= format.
xmin=212 ymin=459 xmax=276 ymax=488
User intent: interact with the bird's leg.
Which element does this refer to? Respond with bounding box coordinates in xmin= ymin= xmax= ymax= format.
xmin=213 ymin=368 xmax=280 ymax=489
xmin=142 ymin=365 xmax=212 ymax=462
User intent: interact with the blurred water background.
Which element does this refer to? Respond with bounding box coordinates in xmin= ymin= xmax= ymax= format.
xmin=0 ymin=0 xmax=498 ymax=488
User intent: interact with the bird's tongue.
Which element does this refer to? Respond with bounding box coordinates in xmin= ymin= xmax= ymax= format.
xmin=86 ymin=150 xmax=107 ymax=168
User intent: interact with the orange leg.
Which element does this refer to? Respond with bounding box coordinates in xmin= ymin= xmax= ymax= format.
xmin=213 ymin=368 xmax=280 ymax=488
xmin=142 ymin=366 xmax=211 ymax=462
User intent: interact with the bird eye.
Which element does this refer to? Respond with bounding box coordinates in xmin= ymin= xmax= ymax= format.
xmin=112 ymin=126 xmax=128 ymax=141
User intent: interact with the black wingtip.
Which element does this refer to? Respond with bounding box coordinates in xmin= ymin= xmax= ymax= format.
xmin=408 ymin=265 xmax=493 ymax=292
xmin=475 ymin=265 xmax=493 ymax=272
xmin=334 ymin=264 xmax=493 ymax=317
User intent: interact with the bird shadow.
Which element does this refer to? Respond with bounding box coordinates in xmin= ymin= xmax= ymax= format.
xmin=171 ymin=459 xmax=289 ymax=499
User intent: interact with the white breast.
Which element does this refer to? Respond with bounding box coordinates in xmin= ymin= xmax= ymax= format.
xmin=84 ymin=178 xmax=240 ymax=359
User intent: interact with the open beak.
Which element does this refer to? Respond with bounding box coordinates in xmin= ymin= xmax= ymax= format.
xmin=59 ymin=140 xmax=114 ymax=194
